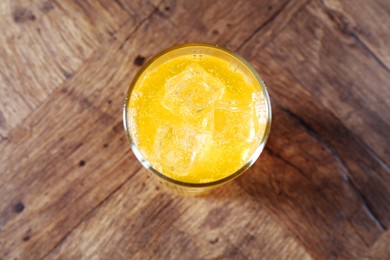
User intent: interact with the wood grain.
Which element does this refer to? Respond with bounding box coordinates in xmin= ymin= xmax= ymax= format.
xmin=0 ymin=0 xmax=152 ymax=137
xmin=272 ymin=0 xmax=390 ymax=166
xmin=0 ymin=0 xmax=389 ymax=259
xmin=319 ymin=0 xmax=390 ymax=70
xmin=238 ymin=0 xmax=390 ymax=258
xmin=46 ymin=169 xmax=310 ymax=259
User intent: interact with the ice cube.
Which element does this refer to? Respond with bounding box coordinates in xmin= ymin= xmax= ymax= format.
xmin=154 ymin=124 xmax=210 ymax=175
xmin=162 ymin=63 xmax=225 ymax=117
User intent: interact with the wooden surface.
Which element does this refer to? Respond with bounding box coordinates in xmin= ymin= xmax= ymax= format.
xmin=0 ymin=0 xmax=389 ymax=259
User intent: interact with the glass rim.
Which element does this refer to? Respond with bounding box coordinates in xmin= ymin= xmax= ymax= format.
xmin=123 ymin=42 xmax=272 ymax=188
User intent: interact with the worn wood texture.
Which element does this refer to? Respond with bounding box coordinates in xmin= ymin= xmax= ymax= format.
xmin=0 ymin=0 xmax=389 ymax=259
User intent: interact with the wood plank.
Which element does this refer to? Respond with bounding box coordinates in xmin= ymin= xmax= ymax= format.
xmin=46 ymin=169 xmax=310 ymax=259
xmin=0 ymin=0 xmax=151 ymax=137
xmin=0 ymin=2 xmax=157 ymax=259
xmin=250 ymin=0 xmax=390 ymax=165
xmin=236 ymin=0 xmax=311 ymax=52
xmin=236 ymin=1 xmax=390 ymax=257
xmin=319 ymin=0 xmax=390 ymax=70
xmin=0 ymin=0 xmax=310 ymax=258
xmin=158 ymin=0 xmax=291 ymax=50
xmin=237 ymin=103 xmax=387 ymax=258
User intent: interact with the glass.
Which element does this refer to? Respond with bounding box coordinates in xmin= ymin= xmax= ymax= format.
xmin=123 ymin=43 xmax=272 ymax=195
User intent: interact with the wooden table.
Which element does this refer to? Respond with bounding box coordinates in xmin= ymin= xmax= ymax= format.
xmin=1 ymin=0 xmax=389 ymax=259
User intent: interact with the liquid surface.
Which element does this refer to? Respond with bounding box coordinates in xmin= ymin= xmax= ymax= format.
xmin=128 ymin=53 xmax=268 ymax=183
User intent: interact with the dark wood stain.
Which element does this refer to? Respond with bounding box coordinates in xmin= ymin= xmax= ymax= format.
xmin=225 ymin=246 xmax=248 ymax=260
xmin=79 ymin=97 xmax=92 ymax=109
xmin=41 ymin=1 xmax=55 ymax=13
xmin=134 ymin=55 xmax=145 ymax=66
xmin=209 ymin=237 xmax=219 ymax=244
xmin=155 ymin=6 xmax=169 ymax=18
xmin=202 ymin=207 xmax=230 ymax=230
xmin=0 ymin=110 xmax=6 ymax=128
xmin=13 ymin=202 xmax=25 ymax=213
xmin=13 ymin=8 xmax=36 ymax=23
xmin=63 ymin=71 xmax=73 ymax=79
xmin=112 ymin=122 xmax=122 ymax=133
